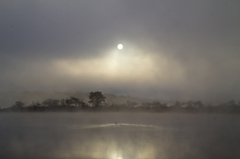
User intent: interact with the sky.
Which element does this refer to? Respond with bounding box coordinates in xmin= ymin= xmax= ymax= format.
xmin=1 ymin=0 xmax=240 ymax=103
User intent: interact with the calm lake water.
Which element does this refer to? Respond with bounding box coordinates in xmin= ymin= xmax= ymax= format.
xmin=0 ymin=113 xmax=240 ymax=159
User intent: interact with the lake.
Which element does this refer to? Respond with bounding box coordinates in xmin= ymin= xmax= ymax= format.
xmin=0 ymin=113 xmax=240 ymax=159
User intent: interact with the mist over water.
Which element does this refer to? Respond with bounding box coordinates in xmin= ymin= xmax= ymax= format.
xmin=1 ymin=113 xmax=240 ymax=159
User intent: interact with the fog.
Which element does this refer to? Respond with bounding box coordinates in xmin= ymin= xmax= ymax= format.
xmin=1 ymin=0 xmax=240 ymax=102
xmin=0 ymin=91 xmax=148 ymax=108
xmin=1 ymin=1 xmax=240 ymax=158
xmin=1 ymin=113 xmax=240 ymax=159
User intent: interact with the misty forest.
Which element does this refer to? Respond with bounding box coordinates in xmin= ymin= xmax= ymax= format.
xmin=1 ymin=91 xmax=240 ymax=114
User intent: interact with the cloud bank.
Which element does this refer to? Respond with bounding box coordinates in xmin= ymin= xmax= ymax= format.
xmin=1 ymin=0 xmax=240 ymax=103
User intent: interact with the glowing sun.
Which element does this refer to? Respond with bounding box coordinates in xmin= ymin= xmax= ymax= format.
xmin=117 ymin=44 xmax=123 ymax=50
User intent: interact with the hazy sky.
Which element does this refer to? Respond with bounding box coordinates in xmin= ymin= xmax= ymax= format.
xmin=1 ymin=0 xmax=240 ymax=102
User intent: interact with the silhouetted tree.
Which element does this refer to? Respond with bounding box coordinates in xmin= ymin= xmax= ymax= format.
xmin=89 ymin=91 xmax=106 ymax=107
xmin=186 ymin=100 xmax=194 ymax=108
xmin=65 ymin=99 xmax=71 ymax=107
xmin=60 ymin=99 xmax=66 ymax=106
xmin=61 ymin=97 xmax=83 ymax=107
xmin=42 ymin=99 xmax=59 ymax=107
xmin=30 ymin=101 xmax=41 ymax=111
xmin=127 ymin=101 xmax=138 ymax=107
xmin=31 ymin=101 xmax=41 ymax=107
xmin=12 ymin=100 xmax=25 ymax=108
xmin=173 ymin=101 xmax=181 ymax=107
xmin=227 ymin=100 xmax=236 ymax=106
xmin=152 ymin=101 xmax=162 ymax=107
xmin=70 ymin=97 xmax=82 ymax=107
xmin=194 ymin=100 xmax=204 ymax=108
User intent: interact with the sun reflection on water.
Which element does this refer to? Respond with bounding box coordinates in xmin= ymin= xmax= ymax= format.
xmin=111 ymin=151 xmax=123 ymax=159
xmin=56 ymin=123 xmax=162 ymax=159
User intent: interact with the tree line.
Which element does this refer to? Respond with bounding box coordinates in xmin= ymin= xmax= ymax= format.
xmin=0 ymin=91 xmax=240 ymax=113
xmin=0 ymin=91 xmax=106 ymax=112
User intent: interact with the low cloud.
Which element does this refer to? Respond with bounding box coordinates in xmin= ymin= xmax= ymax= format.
xmin=1 ymin=0 xmax=240 ymax=103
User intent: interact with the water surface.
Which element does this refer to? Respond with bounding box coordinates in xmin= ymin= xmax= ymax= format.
xmin=0 ymin=113 xmax=240 ymax=159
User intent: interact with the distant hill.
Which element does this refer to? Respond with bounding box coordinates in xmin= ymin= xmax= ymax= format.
xmin=0 ymin=91 xmax=150 ymax=108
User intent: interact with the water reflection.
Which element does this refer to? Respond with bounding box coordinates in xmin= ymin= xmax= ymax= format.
xmin=56 ymin=123 xmax=165 ymax=159
xmin=1 ymin=113 xmax=240 ymax=159
xmin=56 ymin=130 xmax=160 ymax=159
xmin=68 ymin=123 xmax=160 ymax=129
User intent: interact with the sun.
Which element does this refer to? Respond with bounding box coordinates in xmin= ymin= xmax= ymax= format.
xmin=117 ymin=44 xmax=123 ymax=50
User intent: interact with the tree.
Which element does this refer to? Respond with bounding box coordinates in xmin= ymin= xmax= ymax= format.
xmin=127 ymin=101 xmax=138 ymax=107
xmin=13 ymin=100 xmax=25 ymax=108
xmin=61 ymin=97 xmax=84 ymax=107
xmin=69 ymin=97 xmax=82 ymax=107
xmin=60 ymin=99 xmax=66 ymax=106
xmin=31 ymin=101 xmax=41 ymax=107
xmin=42 ymin=99 xmax=59 ymax=107
xmin=194 ymin=100 xmax=204 ymax=108
xmin=65 ymin=99 xmax=71 ymax=107
xmin=89 ymin=91 xmax=106 ymax=107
